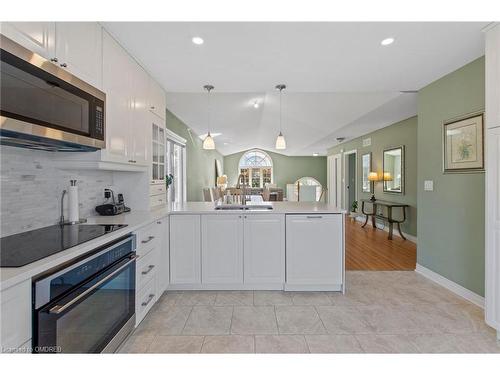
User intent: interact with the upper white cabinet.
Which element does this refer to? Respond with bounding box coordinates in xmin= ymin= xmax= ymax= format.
xmin=170 ymin=215 xmax=201 ymax=285
xmin=486 ymin=24 xmax=500 ymax=129
xmin=0 ymin=22 xmax=55 ymax=60
xmin=129 ymin=63 xmax=151 ymax=166
xmin=286 ymin=214 xmax=344 ymax=290
xmin=54 ymin=22 xmax=102 ymax=89
xmin=244 ymin=214 xmax=285 ymax=285
xmin=148 ymin=77 xmax=166 ymax=119
xmin=1 ymin=22 xmax=102 ymax=89
xmin=101 ymin=30 xmax=133 ymax=164
xmin=201 ymin=215 xmax=244 ymax=284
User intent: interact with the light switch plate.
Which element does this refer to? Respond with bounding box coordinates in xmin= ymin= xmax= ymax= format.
xmin=424 ymin=180 xmax=434 ymax=191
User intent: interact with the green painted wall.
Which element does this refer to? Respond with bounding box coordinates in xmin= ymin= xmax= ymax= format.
xmin=223 ymin=149 xmax=327 ymax=198
xmin=327 ymin=116 xmax=418 ymax=236
xmin=165 ymin=109 xmax=224 ymax=201
xmin=417 ymin=56 xmax=485 ymax=296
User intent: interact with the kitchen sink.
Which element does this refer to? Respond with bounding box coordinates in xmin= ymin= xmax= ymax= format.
xmin=214 ymin=203 xmax=273 ymax=210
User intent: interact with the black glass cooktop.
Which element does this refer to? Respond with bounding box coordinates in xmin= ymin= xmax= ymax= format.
xmin=0 ymin=224 xmax=127 ymax=267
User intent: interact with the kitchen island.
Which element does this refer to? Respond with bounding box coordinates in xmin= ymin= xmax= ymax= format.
xmin=168 ymin=201 xmax=345 ymax=293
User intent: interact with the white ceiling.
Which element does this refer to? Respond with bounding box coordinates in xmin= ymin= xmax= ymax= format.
xmin=102 ymin=22 xmax=487 ymax=155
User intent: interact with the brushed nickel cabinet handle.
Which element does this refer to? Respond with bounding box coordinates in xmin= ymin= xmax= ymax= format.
xmin=60 ymin=63 xmax=67 ymax=68
xmin=50 ymin=57 xmax=58 ymax=62
xmin=141 ymin=294 xmax=155 ymax=307
xmin=141 ymin=236 xmax=155 ymax=244
xmin=141 ymin=264 xmax=155 ymax=275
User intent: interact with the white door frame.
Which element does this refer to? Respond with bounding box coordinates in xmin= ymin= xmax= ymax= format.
xmin=343 ymin=149 xmax=357 ymax=211
xmin=327 ymin=154 xmax=342 ymax=208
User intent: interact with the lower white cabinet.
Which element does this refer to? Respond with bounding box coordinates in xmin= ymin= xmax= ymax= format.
xmin=201 ymin=214 xmax=244 ymax=284
xmin=170 ymin=215 xmax=201 ymax=285
xmin=0 ymin=279 xmax=31 ymax=350
xmin=244 ymin=214 xmax=285 ymax=285
xmin=285 ymin=214 xmax=344 ymax=290
xmin=157 ymin=216 xmax=170 ymax=294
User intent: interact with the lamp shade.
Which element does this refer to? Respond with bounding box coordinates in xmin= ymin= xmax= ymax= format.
xmin=383 ymin=172 xmax=393 ymax=181
xmin=368 ymin=172 xmax=379 ymax=182
xmin=275 ymin=132 xmax=287 ymax=150
xmin=202 ymin=132 xmax=215 ymax=150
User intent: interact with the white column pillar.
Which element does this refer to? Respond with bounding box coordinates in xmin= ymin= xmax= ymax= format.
xmin=484 ymin=22 xmax=500 ymax=341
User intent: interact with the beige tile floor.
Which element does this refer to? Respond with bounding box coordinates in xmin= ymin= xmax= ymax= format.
xmin=119 ymin=271 xmax=500 ymax=353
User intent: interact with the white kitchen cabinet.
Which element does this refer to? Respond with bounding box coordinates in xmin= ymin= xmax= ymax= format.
xmin=148 ymin=77 xmax=166 ymax=119
xmin=243 ymin=214 xmax=285 ymax=285
xmin=201 ymin=215 xmax=244 ymax=284
xmin=285 ymin=214 xmax=344 ymax=290
xmin=101 ymin=30 xmax=133 ymax=164
xmin=0 ymin=280 xmax=31 ymax=351
xmin=1 ymin=22 xmax=55 ymax=60
xmin=170 ymin=215 xmax=201 ymax=284
xmin=54 ymin=22 xmax=102 ymax=89
xmin=129 ymin=64 xmax=151 ymax=166
xmin=157 ymin=216 xmax=170 ymax=294
xmin=486 ymin=24 xmax=500 ymax=129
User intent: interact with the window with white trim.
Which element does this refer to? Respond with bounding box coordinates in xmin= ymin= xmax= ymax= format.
xmin=238 ymin=150 xmax=273 ymax=188
xmin=294 ymin=177 xmax=323 ymax=201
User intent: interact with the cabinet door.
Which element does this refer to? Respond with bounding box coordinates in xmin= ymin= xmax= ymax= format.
xmin=130 ymin=64 xmax=150 ymax=166
xmin=244 ymin=214 xmax=285 ymax=285
xmin=286 ymin=214 xmax=343 ymax=286
xmin=101 ymin=31 xmax=132 ymax=163
xmin=170 ymin=215 xmax=201 ymax=284
xmin=55 ymin=22 xmax=102 ymax=89
xmin=1 ymin=22 xmax=55 ymax=59
xmin=201 ymin=215 xmax=243 ymax=284
xmin=0 ymin=280 xmax=31 ymax=350
xmin=157 ymin=216 xmax=170 ymax=294
xmin=148 ymin=77 xmax=166 ymax=119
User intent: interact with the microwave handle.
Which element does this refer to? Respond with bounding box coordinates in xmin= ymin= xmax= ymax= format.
xmin=48 ymin=254 xmax=137 ymax=315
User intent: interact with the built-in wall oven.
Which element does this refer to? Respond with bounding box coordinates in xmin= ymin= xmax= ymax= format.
xmin=33 ymin=235 xmax=136 ymax=353
xmin=0 ymin=34 xmax=105 ymax=151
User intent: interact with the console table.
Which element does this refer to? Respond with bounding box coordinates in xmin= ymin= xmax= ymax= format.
xmin=360 ymin=199 xmax=409 ymax=240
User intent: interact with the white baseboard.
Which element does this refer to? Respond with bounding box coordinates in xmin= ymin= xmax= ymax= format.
xmin=415 ymin=264 xmax=485 ymax=308
xmin=353 ymin=215 xmax=417 ymax=243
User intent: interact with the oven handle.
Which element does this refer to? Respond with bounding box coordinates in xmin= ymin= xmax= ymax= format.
xmin=48 ymin=254 xmax=138 ymax=315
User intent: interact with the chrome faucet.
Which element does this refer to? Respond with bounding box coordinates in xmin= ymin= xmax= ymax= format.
xmin=59 ymin=189 xmax=67 ymax=225
xmin=236 ymin=173 xmax=248 ymax=205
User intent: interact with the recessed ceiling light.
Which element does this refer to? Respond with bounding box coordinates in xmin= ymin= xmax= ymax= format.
xmin=381 ymin=37 xmax=395 ymax=46
xmin=192 ymin=36 xmax=204 ymax=45
xmin=253 ymin=101 xmax=260 ymax=109
xmin=312 ymin=153 xmax=319 ymax=157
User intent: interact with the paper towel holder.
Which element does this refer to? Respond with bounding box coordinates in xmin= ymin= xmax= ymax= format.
xmin=59 ymin=187 xmax=87 ymax=226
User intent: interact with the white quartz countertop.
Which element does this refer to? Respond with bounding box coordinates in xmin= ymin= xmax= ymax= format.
xmin=0 ymin=207 xmax=168 ymax=291
xmin=169 ymin=201 xmax=346 ymax=214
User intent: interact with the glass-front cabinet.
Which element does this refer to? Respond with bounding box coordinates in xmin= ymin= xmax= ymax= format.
xmin=151 ymin=121 xmax=166 ymax=183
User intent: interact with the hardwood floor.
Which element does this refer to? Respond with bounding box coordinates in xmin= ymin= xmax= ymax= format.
xmin=345 ymin=218 xmax=416 ymax=270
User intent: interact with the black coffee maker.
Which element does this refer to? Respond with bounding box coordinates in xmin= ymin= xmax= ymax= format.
xmin=95 ymin=188 xmax=131 ymax=216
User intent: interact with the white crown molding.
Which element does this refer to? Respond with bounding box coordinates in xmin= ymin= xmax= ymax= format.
xmin=166 ymin=128 xmax=187 ymax=145
xmin=415 ymin=264 xmax=485 ymax=308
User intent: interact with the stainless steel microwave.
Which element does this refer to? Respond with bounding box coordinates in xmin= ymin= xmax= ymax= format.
xmin=0 ymin=34 xmax=105 ymax=151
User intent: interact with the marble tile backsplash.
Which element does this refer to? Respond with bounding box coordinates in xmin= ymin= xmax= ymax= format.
xmin=1 ymin=146 xmax=113 ymax=237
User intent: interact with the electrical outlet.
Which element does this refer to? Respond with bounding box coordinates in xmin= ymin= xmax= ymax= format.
xmin=424 ymin=180 xmax=434 ymax=191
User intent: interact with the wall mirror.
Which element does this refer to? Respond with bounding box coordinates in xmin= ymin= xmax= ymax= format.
xmin=361 ymin=153 xmax=372 ymax=193
xmin=383 ymin=146 xmax=405 ymax=194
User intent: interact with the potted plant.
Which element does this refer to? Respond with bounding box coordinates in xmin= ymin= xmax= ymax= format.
xmin=166 ymin=174 xmax=174 ymax=190
xmin=349 ymin=200 xmax=358 ymax=221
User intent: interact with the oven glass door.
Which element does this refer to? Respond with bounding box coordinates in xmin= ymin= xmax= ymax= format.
xmin=36 ymin=255 xmax=135 ymax=353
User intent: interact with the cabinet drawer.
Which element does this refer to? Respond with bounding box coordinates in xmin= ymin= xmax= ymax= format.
xmin=136 ymin=247 xmax=159 ymax=291
xmin=150 ymin=194 xmax=166 ymax=208
xmin=136 ymin=277 xmax=157 ymax=326
xmin=0 ymin=280 xmax=31 ymax=350
xmin=135 ymin=222 xmax=161 ymax=257
xmin=150 ymin=184 xmax=166 ymax=196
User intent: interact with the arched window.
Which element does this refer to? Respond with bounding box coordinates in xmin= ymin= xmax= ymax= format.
xmin=294 ymin=177 xmax=323 ymax=201
xmin=238 ymin=150 xmax=273 ymax=188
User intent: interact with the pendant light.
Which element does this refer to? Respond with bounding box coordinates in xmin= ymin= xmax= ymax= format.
xmin=275 ymin=84 xmax=287 ymax=150
xmin=202 ymin=84 xmax=215 ymax=150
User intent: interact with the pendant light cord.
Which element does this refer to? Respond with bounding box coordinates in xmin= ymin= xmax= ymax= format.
xmin=279 ymin=87 xmax=282 ymax=133
xmin=204 ymin=84 xmax=214 ymax=135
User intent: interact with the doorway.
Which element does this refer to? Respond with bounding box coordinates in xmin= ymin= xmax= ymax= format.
xmin=327 ymin=154 xmax=342 ymax=208
xmin=343 ymin=150 xmax=357 ymax=211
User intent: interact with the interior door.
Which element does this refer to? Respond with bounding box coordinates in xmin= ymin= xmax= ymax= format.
xmin=328 ymin=154 xmax=342 ymax=208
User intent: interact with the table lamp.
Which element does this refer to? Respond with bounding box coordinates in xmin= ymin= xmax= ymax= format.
xmin=368 ymin=172 xmax=379 ymax=202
